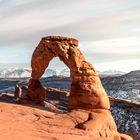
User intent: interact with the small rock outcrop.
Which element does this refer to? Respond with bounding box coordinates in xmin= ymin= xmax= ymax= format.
xmin=24 ymin=36 xmax=132 ymax=140
xmin=15 ymin=85 xmax=29 ymax=102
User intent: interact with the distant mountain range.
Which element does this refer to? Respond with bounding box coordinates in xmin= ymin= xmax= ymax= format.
xmin=102 ymin=70 xmax=140 ymax=102
xmin=97 ymin=70 xmax=126 ymax=77
xmin=0 ymin=68 xmax=31 ymax=78
xmin=0 ymin=68 xmax=125 ymax=78
xmin=0 ymin=68 xmax=59 ymax=78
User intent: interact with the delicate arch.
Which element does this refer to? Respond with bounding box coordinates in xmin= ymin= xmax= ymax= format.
xmin=28 ymin=36 xmax=110 ymax=110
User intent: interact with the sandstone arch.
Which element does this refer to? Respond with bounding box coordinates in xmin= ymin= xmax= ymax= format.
xmin=26 ymin=36 xmax=132 ymax=140
xmin=28 ymin=36 xmax=110 ymax=110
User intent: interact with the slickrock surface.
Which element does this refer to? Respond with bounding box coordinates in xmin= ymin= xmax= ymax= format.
xmin=0 ymin=101 xmax=132 ymax=140
xmin=16 ymin=36 xmax=132 ymax=140
xmin=0 ymin=101 xmax=91 ymax=140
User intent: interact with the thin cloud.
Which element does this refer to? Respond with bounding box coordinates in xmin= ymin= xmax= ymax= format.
xmin=0 ymin=7 xmax=140 ymax=46
xmin=0 ymin=0 xmax=140 ymax=71
xmin=0 ymin=54 xmax=19 ymax=58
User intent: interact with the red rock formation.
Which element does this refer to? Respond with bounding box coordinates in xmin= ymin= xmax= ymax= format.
xmin=26 ymin=36 xmax=132 ymax=140
xmin=29 ymin=36 xmax=110 ymax=110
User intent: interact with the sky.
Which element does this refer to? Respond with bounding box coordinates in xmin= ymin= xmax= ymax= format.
xmin=0 ymin=0 xmax=140 ymax=72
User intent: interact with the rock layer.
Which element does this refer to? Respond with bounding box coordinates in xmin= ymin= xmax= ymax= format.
xmin=26 ymin=36 xmax=132 ymax=140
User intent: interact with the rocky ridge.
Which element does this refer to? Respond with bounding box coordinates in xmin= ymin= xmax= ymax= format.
xmin=102 ymin=70 xmax=140 ymax=101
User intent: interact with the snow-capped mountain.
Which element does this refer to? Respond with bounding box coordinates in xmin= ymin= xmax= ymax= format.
xmin=97 ymin=70 xmax=126 ymax=77
xmin=0 ymin=68 xmax=31 ymax=78
xmin=60 ymin=68 xmax=70 ymax=77
xmin=102 ymin=70 xmax=140 ymax=102
xmin=0 ymin=68 xmax=60 ymax=78
xmin=59 ymin=69 xmax=126 ymax=77
xmin=0 ymin=67 xmax=126 ymax=78
xmin=43 ymin=69 xmax=60 ymax=77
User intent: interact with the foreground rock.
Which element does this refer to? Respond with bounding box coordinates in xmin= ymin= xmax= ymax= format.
xmin=0 ymin=100 xmax=133 ymax=140
xmin=0 ymin=77 xmax=139 ymax=139
xmin=0 ymin=101 xmax=89 ymax=140
xmin=16 ymin=36 xmax=132 ymax=140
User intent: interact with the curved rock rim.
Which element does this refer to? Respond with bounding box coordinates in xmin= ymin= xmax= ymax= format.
xmin=42 ymin=36 xmax=79 ymax=46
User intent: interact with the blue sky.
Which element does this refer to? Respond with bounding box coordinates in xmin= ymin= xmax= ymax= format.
xmin=0 ymin=0 xmax=140 ymax=72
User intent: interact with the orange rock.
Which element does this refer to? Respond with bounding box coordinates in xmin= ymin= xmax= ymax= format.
xmin=29 ymin=36 xmax=110 ymax=110
xmin=69 ymin=109 xmax=133 ymax=140
xmin=0 ymin=101 xmax=133 ymax=140
xmin=26 ymin=36 xmax=133 ymax=140
xmin=28 ymin=79 xmax=46 ymax=104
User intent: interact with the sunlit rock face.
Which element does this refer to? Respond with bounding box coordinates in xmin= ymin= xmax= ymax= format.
xmin=27 ymin=36 xmax=132 ymax=140
xmin=29 ymin=36 xmax=110 ymax=110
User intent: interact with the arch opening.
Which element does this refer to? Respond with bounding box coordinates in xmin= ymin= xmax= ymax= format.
xmin=43 ymin=57 xmax=71 ymax=89
xmin=42 ymin=57 xmax=69 ymax=78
